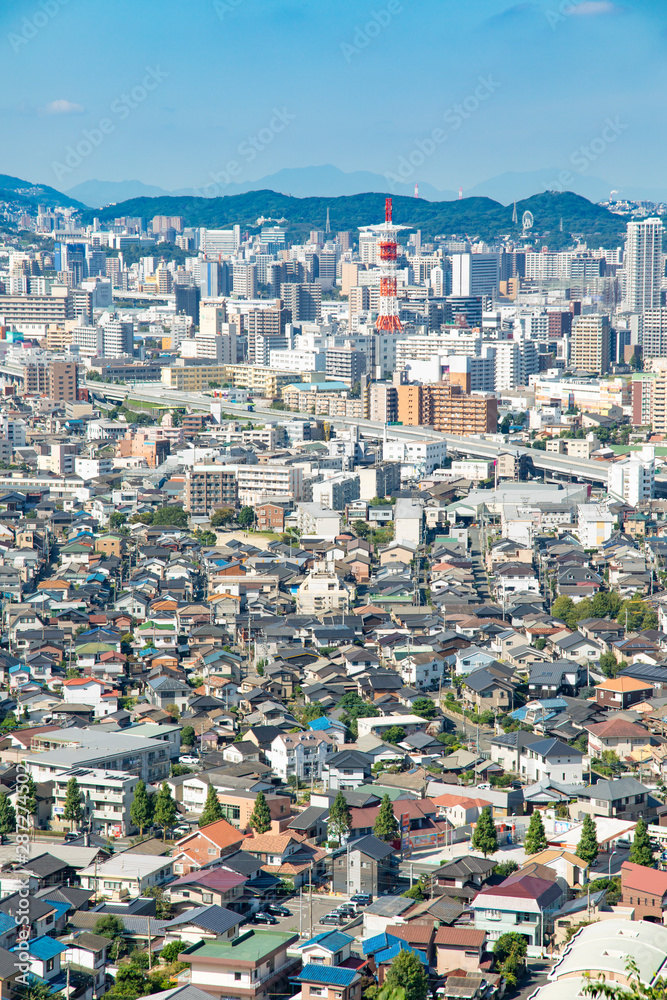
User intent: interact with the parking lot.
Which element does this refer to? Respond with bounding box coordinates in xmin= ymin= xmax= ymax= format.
xmin=256 ymin=895 xmax=362 ymax=938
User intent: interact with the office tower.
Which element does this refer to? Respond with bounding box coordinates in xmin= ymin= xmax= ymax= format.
xmin=198 ymin=304 xmax=238 ymax=364
xmin=625 ymin=218 xmax=664 ymax=313
xmin=175 ymin=285 xmax=201 ymax=325
xmin=280 ymin=283 xmax=321 ymax=323
xmin=196 ymin=260 xmax=224 ymax=297
xmin=232 ymin=263 xmax=257 ymax=299
xmin=451 ymin=253 xmax=500 ymax=298
xmin=100 ymin=317 xmax=134 ymax=356
xmin=246 ymin=303 xmax=287 ymax=365
xmin=48 ymin=361 xmax=78 ymax=402
xmin=447 ymin=296 xmax=483 ymax=327
xmin=571 ymin=315 xmax=611 ymax=374
xmin=201 ymin=226 xmax=241 ymax=256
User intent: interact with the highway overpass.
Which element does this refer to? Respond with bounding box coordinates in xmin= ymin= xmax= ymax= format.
xmin=85 ymin=380 xmax=612 ymax=486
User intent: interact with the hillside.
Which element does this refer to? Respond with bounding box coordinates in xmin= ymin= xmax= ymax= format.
xmin=0 ymin=174 xmax=85 ymax=211
xmin=82 ymin=189 xmax=627 ymax=245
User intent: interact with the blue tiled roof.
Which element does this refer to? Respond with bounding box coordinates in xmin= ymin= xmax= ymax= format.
xmin=0 ymin=913 xmax=16 ymax=934
xmin=375 ymin=942 xmax=428 ymax=966
xmin=298 ymin=965 xmax=358 ymax=986
xmin=298 ymin=930 xmax=353 ymax=951
xmin=309 ymin=717 xmax=333 ymax=732
xmin=14 ymin=936 xmax=67 ymax=960
xmin=42 ymin=899 xmax=71 ymax=920
xmin=362 ymin=932 xmax=401 ymax=956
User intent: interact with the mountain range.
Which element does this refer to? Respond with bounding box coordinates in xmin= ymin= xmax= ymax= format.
xmin=63 ymin=164 xmax=667 ymax=209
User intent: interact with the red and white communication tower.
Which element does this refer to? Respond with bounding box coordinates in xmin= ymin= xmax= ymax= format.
xmin=371 ymin=197 xmax=407 ymax=333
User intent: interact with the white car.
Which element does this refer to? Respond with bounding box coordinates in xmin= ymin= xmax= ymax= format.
xmin=179 ymin=755 xmax=198 ymax=765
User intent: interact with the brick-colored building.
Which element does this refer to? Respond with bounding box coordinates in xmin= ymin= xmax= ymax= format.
xmin=595 ymin=676 xmax=654 ymax=710
xmin=396 ymin=381 xmax=498 ymax=435
xmin=621 ymin=861 xmax=667 ymax=920
xmin=48 ymin=360 xmax=78 ymax=401
xmin=255 ymin=501 xmax=287 ymax=532
xmin=172 ymin=817 xmax=245 ymax=875
xmin=434 ymin=927 xmax=487 ymax=975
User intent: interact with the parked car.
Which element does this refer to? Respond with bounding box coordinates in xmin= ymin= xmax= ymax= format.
xmin=267 ymin=904 xmax=290 ymax=917
xmin=64 ymin=832 xmax=80 ymax=843
xmin=252 ymin=912 xmax=278 ymax=925
xmin=179 ymin=755 xmax=199 ymax=765
xmin=320 ymin=914 xmax=344 ymax=926
xmin=350 ymin=893 xmax=372 ymax=906
xmin=333 ymin=905 xmax=356 ymax=918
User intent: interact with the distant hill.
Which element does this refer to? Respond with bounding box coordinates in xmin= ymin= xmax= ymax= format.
xmin=83 ymin=189 xmax=627 ymax=245
xmin=67 ymin=165 xmax=453 ymax=207
xmin=0 ymin=173 xmax=84 ymax=210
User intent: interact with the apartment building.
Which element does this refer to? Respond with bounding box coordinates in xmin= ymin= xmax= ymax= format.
xmin=184 ymin=466 xmax=239 ymax=516
xmin=325 ymin=347 xmax=366 ymax=385
xmin=51 ymin=767 xmax=139 ymax=837
xmin=396 ymin=382 xmax=498 ymax=435
xmin=235 ymin=464 xmax=303 ymax=506
xmin=282 ymin=386 xmax=364 ymax=418
xmin=571 ymin=315 xmax=611 ymax=374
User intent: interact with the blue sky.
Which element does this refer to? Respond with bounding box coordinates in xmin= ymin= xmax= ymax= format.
xmin=1 ymin=0 xmax=666 ymax=195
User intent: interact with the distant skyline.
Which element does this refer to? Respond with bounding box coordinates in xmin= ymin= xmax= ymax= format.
xmin=2 ymin=0 xmax=667 ymax=202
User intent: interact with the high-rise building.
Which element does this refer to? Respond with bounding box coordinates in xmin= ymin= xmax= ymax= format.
xmin=175 ymin=285 xmax=201 ymax=325
xmin=396 ymin=381 xmax=498 ymax=435
xmin=639 ymin=308 xmax=667 ymax=358
xmin=100 ymin=317 xmax=134 ymax=357
xmin=232 ymin=263 xmax=257 ymax=299
xmin=571 ymin=315 xmax=611 ymax=374
xmin=608 ymin=445 xmax=655 ymax=505
xmin=246 ymin=304 xmax=286 ymax=365
xmin=184 ymin=466 xmax=238 ymax=516
xmin=451 ymin=253 xmax=499 ymax=298
xmin=625 ymin=218 xmax=664 ymax=313
xmin=48 ymin=361 xmax=78 ymax=402
xmin=280 ymin=283 xmax=321 ymax=323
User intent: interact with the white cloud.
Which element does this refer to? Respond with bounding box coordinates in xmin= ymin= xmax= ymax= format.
xmin=570 ymin=1 xmax=620 ymax=15
xmin=41 ymin=99 xmax=85 ymax=115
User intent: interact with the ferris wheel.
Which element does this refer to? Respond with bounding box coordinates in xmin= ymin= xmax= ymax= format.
xmin=522 ymin=210 xmax=534 ymax=234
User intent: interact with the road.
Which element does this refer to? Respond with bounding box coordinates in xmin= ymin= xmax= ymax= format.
xmin=83 ymin=380 xmax=612 ymax=485
xmin=507 ymin=961 xmax=553 ymax=1000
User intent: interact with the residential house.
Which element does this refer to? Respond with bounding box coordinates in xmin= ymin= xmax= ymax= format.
xmin=595 ymin=677 xmax=654 ymax=710
xmin=572 ymin=777 xmax=652 ymax=821
xmin=585 ymin=718 xmax=652 ymax=759
xmin=621 ymin=862 xmax=667 ymax=921
xmin=518 ymin=738 xmax=585 ymax=785
xmin=489 ymin=731 xmax=544 ymax=773
xmin=434 ymin=927 xmax=487 ymax=975
xmin=330 ymin=835 xmax=398 ymax=895
xmin=472 ymin=871 xmax=563 ymax=951
xmin=266 ymin=732 xmax=334 ymax=783
xmin=462 ymin=669 xmax=514 ymax=714
xmin=322 ymin=750 xmax=373 ymax=790
xmin=297 ymin=965 xmax=362 ymax=1000
xmin=172 ymin=819 xmax=246 ymax=876
xmin=179 ymin=928 xmax=300 ymax=1000
xmin=528 ymin=661 xmax=584 ymax=699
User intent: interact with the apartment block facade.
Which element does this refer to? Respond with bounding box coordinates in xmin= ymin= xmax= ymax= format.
xmin=396 ymin=382 xmax=498 ymax=435
xmin=184 ymin=466 xmax=239 ymax=516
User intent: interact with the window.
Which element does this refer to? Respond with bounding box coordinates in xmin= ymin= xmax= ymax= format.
xmin=235 ymin=974 xmax=242 ymax=982
xmin=46 ymin=960 xmax=54 ymax=973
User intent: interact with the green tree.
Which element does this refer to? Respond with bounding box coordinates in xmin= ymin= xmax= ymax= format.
xmin=151 ymin=505 xmax=188 ymax=528
xmin=199 ymin=786 xmax=223 ymax=828
xmin=339 ymin=691 xmax=379 ymax=738
xmin=494 ymin=932 xmax=527 ymax=986
xmin=237 ymin=506 xmax=255 ymax=528
xmin=524 ymin=810 xmax=548 ymax=855
xmin=160 ymin=940 xmax=183 ymax=964
xmin=353 ymin=520 xmax=370 ymax=540
xmin=576 ymin=813 xmax=599 ymax=865
xmin=629 ymin=817 xmax=654 ymax=867
xmin=534 ymin=637 xmax=546 ymax=650
xmin=130 ymin=780 xmax=153 ymax=836
xmin=412 ymin=697 xmax=437 ymax=720
xmin=154 ymin=782 xmax=177 ymax=840
xmin=329 ymin=790 xmax=352 ymax=844
xmin=180 ymin=725 xmax=195 ymax=746
xmin=0 ymin=793 xmax=16 ymax=834
xmin=210 ymin=506 xmax=235 ymax=527
xmin=196 ymin=530 xmax=217 ymax=546
xmin=551 ymin=595 xmax=576 ymax=628
xmin=599 ymin=650 xmax=620 ymax=678
xmin=109 ymin=511 xmax=127 ymax=530
xmin=249 ymin=790 xmax=272 ymax=834
xmin=16 ymin=984 xmax=65 ymax=1000
xmin=63 ymin=776 xmax=84 ymax=830
xmin=384 ymin=725 xmax=406 ymax=744
xmin=384 ymin=947 xmax=428 ymax=1000
xmin=472 ymin=806 xmax=498 ymax=858
xmin=373 ymin=794 xmax=400 ymax=842
xmin=95 ymin=914 xmax=125 ymax=939
xmin=495 ymin=860 xmax=519 ymax=877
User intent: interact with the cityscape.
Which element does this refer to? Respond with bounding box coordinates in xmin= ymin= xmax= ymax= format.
xmin=2 ymin=4 xmax=667 ymax=1000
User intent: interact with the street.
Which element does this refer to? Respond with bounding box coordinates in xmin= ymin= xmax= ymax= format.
xmin=259 ymin=893 xmax=358 ymax=939
xmin=507 ymin=961 xmax=552 ymax=1000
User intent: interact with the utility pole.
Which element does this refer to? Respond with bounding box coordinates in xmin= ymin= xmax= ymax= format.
xmin=147 ymin=916 xmax=152 ymax=970
xmin=299 ymin=884 xmax=303 ymax=937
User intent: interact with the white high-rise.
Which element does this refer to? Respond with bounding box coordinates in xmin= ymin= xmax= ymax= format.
xmin=608 ymin=444 xmax=655 ymax=505
xmin=625 ymin=218 xmax=664 ymax=313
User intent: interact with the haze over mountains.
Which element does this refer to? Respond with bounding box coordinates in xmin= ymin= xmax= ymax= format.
xmin=63 ymin=165 xmax=667 ymax=209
